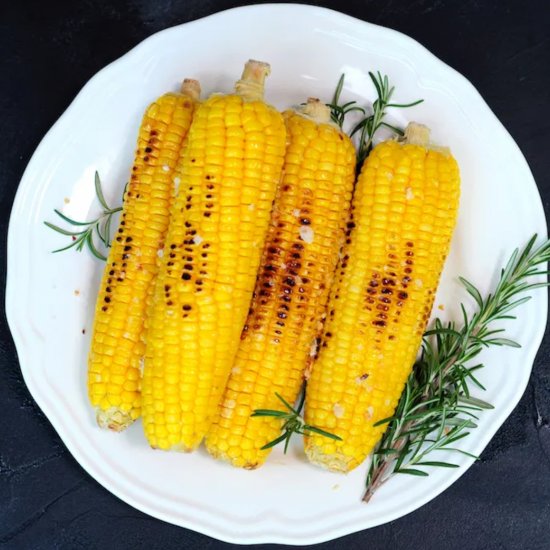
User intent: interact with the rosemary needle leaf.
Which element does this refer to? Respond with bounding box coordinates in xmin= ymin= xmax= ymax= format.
xmin=380 ymin=122 xmax=405 ymax=135
xmin=250 ymin=409 xmax=289 ymax=418
xmin=368 ymin=71 xmax=383 ymax=99
xmin=303 ymin=425 xmax=343 ymax=441
xmin=395 ymin=468 xmax=429 ymax=477
xmin=332 ymin=73 xmax=345 ymax=106
xmin=283 ymin=433 xmax=292 ymax=454
xmin=86 ymin=232 xmax=107 ymax=261
xmin=274 ymin=392 xmax=300 ymax=415
xmin=445 ymin=448 xmax=479 ymax=459
xmin=52 ymin=239 xmax=82 ymax=254
xmin=457 ymin=396 xmax=494 ymax=410
xmin=415 ymin=461 xmax=459 ymax=468
xmin=103 ymin=212 xmax=114 ymax=248
xmin=54 ymin=209 xmax=95 ymax=226
xmin=43 ymin=221 xmax=85 ymax=237
xmin=386 ymin=99 xmax=425 ymax=108
xmin=486 ymin=338 xmax=521 ymax=348
xmin=373 ymin=416 xmax=396 ymax=427
xmin=94 ymin=171 xmax=110 ymax=210
xmin=261 ymin=432 xmax=289 ymax=451
xmin=459 ymin=276 xmax=484 ymax=307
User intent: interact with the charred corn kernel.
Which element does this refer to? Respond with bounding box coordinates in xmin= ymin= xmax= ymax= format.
xmin=304 ymin=123 xmax=460 ymax=472
xmin=142 ymin=61 xmax=287 ymax=451
xmin=205 ymin=99 xmax=356 ymax=468
xmin=88 ymin=79 xmax=201 ymax=431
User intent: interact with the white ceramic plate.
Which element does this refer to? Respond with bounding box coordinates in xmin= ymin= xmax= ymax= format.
xmin=6 ymin=4 xmax=547 ymax=545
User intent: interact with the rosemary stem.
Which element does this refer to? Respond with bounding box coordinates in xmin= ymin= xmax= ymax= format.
xmin=363 ymin=435 xmax=408 ymax=502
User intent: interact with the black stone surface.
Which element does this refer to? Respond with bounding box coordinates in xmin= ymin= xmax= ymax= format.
xmin=1 ymin=1 xmax=549 ymax=548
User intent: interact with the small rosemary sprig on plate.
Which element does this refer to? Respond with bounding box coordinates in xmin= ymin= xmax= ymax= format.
xmin=364 ymin=235 xmax=550 ymax=503
xmin=353 ymin=72 xmax=424 ymax=167
xmin=44 ymin=171 xmax=122 ymax=261
xmin=251 ymin=387 xmax=342 ymax=453
xmin=328 ymin=72 xmax=423 ymax=168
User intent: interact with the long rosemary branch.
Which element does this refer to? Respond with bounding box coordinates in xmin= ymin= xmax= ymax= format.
xmin=364 ymin=235 xmax=550 ymax=502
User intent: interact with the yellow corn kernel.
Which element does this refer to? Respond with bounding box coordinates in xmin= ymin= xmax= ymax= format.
xmin=305 ymin=123 xmax=460 ymax=472
xmin=142 ymin=61 xmax=287 ymax=451
xmin=88 ymin=79 xmax=201 ymax=431
xmin=205 ymin=99 xmax=356 ymax=468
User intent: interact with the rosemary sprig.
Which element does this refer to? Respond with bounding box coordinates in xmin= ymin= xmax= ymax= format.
xmin=44 ymin=171 xmax=122 ymax=261
xmin=352 ymin=72 xmax=423 ymax=167
xmin=328 ymin=72 xmax=423 ymax=169
xmin=364 ymin=235 xmax=550 ymax=502
xmin=251 ymin=388 xmax=342 ymax=453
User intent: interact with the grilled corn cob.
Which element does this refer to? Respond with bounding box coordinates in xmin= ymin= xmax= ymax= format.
xmin=205 ymin=99 xmax=356 ymax=468
xmin=88 ymin=79 xmax=201 ymax=431
xmin=304 ymin=123 xmax=460 ymax=472
xmin=142 ymin=60 xmax=287 ymax=452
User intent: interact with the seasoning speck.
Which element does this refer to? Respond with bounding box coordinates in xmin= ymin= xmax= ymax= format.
xmin=365 ymin=406 xmax=374 ymax=420
xmin=299 ymin=225 xmax=314 ymax=244
xmin=162 ymin=165 xmax=170 ymax=172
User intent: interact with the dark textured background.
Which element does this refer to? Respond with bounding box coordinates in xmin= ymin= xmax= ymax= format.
xmin=2 ymin=1 xmax=549 ymax=548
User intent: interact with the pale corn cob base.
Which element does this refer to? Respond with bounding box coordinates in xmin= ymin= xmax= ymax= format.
xmin=304 ymin=123 xmax=460 ymax=472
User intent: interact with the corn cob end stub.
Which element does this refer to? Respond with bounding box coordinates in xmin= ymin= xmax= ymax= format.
xmin=234 ymin=59 xmax=271 ymax=102
xmin=181 ymin=78 xmax=201 ymax=101
xmin=298 ymin=98 xmax=333 ymax=126
xmin=402 ymin=122 xmax=430 ymax=146
xmin=305 ymin=442 xmax=359 ymax=473
xmin=96 ymin=407 xmax=135 ymax=432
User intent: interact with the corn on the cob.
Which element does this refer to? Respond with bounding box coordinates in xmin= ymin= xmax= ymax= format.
xmin=304 ymin=123 xmax=460 ymax=472
xmin=142 ymin=60 xmax=287 ymax=452
xmin=205 ymin=99 xmax=356 ymax=468
xmin=88 ymin=79 xmax=201 ymax=431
